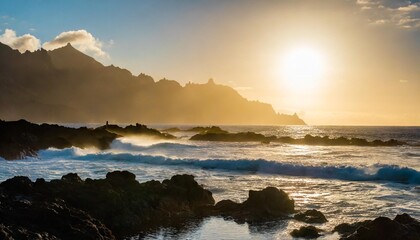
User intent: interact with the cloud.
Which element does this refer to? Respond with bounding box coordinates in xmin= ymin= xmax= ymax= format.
xmin=0 ymin=28 xmax=111 ymax=61
xmin=0 ymin=29 xmax=41 ymax=52
xmin=398 ymin=4 xmax=420 ymax=12
xmin=356 ymin=0 xmax=420 ymax=29
xmin=371 ymin=19 xmax=388 ymax=25
xmin=43 ymin=29 xmax=109 ymax=60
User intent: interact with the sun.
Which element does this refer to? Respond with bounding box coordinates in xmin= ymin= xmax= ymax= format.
xmin=281 ymin=46 xmax=327 ymax=91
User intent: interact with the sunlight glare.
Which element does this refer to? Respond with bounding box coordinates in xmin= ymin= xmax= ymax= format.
xmin=281 ymin=47 xmax=327 ymax=91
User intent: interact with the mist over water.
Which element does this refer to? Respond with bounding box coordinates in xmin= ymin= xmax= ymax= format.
xmin=1 ymin=125 xmax=419 ymax=239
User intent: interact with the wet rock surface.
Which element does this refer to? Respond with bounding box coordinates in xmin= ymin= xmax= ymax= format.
xmin=214 ymin=186 xmax=295 ymax=223
xmin=0 ymin=172 xmax=215 ymax=239
xmin=294 ymin=209 xmax=328 ymax=223
xmin=1 ymin=119 xmax=406 ymax=160
xmin=0 ymin=183 xmax=115 ymax=240
xmin=190 ymin=132 xmax=406 ymax=147
xmin=0 ymin=120 xmax=173 ymax=160
xmin=338 ymin=214 xmax=420 ymax=240
xmin=1 ymin=171 xmax=419 ymax=240
xmin=0 ymin=171 xmax=297 ymax=239
xmin=290 ymin=225 xmax=323 ymax=239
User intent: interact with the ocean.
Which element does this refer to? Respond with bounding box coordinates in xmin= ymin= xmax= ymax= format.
xmin=1 ymin=125 xmax=420 ymax=239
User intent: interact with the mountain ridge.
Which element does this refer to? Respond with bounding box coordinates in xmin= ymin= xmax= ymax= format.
xmin=0 ymin=42 xmax=305 ymax=125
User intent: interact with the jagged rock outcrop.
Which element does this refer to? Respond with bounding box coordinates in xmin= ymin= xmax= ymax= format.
xmin=0 ymin=171 xmax=296 ymax=239
xmin=0 ymin=172 xmax=215 ymax=238
xmin=214 ymin=187 xmax=295 ymax=223
xmin=0 ymin=120 xmax=173 ymax=160
xmin=335 ymin=214 xmax=420 ymax=240
xmin=1 ymin=171 xmax=419 ymax=239
xmin=0 ymin=119 xmax=117 ymax=160
xmin=0 ymin=176 xmax=115 ymax=240
xmin=191 ymin=132 xmax=406 ymax=147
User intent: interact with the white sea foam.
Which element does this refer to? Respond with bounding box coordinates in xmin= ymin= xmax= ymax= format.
xmin=2 ymin=125 xmax=420 ymax=240
xmin=35 ymin=147 xmax=420 ymax=184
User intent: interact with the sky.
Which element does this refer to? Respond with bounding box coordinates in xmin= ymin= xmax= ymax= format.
xmin=1 ymin=0 xmax=419 ymax=125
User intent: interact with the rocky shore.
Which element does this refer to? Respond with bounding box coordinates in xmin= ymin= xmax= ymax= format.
xmin=0 ymin=171 xmax=419 ymax=239
xmin=0 ymin=120 xmax=174 ymax=160
xmin=0 ymin=120 xmax=410 ymax=161
xmin=190 ymin=131 xmax=406 ymax=147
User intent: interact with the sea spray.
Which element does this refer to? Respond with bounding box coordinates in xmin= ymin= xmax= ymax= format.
xmin=36 ymin=147 xmax=420 ymax=184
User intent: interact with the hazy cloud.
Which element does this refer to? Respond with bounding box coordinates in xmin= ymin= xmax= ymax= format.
xmin=398 ymin=4 xmax=420 ymax=12
xmin=371 ymin=19 xmax=388 ymax=25
xmin=356 ymin=0 xmax=420 ymax=29
xmin=43 ymin=29 xmax=109 ymax=60
xmin=0 ymin=29 xmax=41 ymax=52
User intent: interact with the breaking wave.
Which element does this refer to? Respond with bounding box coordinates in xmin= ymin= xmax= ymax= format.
xmin=37 ymin=148 xmax=420 ymax=184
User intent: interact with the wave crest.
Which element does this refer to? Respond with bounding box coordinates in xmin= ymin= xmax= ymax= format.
xmin=38 ymin=148 xmax=420 ymax=184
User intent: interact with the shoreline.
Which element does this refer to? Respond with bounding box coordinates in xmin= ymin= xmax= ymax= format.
xmin=1 ymin=171 xmax=419 ymax=239
xmin=1 ymin=119 xmax=412 ymax=161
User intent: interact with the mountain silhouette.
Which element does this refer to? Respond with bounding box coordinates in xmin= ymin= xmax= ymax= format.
xmin=0 ymin=43 xmax=305 ymax=125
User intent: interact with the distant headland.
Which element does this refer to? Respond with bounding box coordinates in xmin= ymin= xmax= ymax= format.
xmin=0 ymin=43 xmax=305 ymax=125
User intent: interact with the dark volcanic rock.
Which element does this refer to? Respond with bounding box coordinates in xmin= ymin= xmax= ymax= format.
xmin=162 ymin=174 xmax=215 ymax=208
xmin=0 ymin=120 xmax=176 ymax=160
xmin=190 ymin=131 xmax=277 ymax=142
xmin=333 ymin=220 xmax=372 ymax=237
xmin=242 ymin=187 xmax=295 ymax=216
xmin=98 ymin=123 xmax=175 ymax=139
xmin=0 ymin=176 xmax=34 ymax=195
xmin=214 ymin=187 xmax=295 ymax=223
xmin=294 ymin=209 xmax=328 ymax=223
xmin=214 ymin=199 xmax=241 ymax=213
xmin=0 ymin=119 xmax=118 ymax=160
xmin=106 ymin=170 xmax=136 ymax=185
xmin=190 ymin=131 xmax=406 ymax=147
xmin=0 ymin=172 xmax=216 ymax=239
xmin=0 ymin=190 xmax=115 ymax=240
xmin=290 ymin=225 xmax=322 ymax=239
xmin=61 ymin=173 xmax=83 ymax=183
xmin=0 ymin=172 xmax=296 ymax=238
xmin=336 ymin=214 xmax=420 ymax=240
xmin=2 ymin=171 xmax=418 ymax=239
xmin=186 ymin=126 xmax=228 ymax=134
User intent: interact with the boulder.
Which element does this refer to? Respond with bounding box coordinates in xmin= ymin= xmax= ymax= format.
xmin=162 ymin=174 xmax=215 ymax=207
xmin=0 ymin=176 xmax=34 ymax=195
xmin=290 ymin=225 xmax=322 ymax=239
xmin=333 ymin=220 xmax=371 ymax=237
xmin=242 ymin=187 xmax=295 ymax=215
xmin=106 ymin=170 xmax=137 ymax=186
xmin=339 ymin=215 xmax=420 ymax=240
xmin=294 ymin=209 xmax=327 ymax=223
xmin=61 ymin=173 xmax=83 ymax=183
xmin=214 ymin=187 xmax=294 ymax=223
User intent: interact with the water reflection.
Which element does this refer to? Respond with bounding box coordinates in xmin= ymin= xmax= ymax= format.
xmin=138 ymin=217 xmax=292 ymax=240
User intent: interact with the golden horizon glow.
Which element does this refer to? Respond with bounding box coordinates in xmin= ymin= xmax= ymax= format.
xmin=2 ymin=1 xmax=419 ymax=125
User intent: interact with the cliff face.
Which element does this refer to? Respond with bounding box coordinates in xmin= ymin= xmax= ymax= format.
xmin=0 ymin=43 xmax=305 ymax=125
